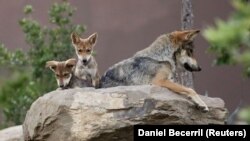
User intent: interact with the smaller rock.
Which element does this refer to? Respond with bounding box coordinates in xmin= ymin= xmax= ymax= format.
xmin=0 ymin=125 xmax=23 ymax=141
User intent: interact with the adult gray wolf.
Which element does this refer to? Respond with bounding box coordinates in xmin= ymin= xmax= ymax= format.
xmin=100 ymin=30 xmax=208 ymax=112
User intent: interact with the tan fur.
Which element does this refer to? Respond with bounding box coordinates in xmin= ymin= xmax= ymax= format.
xmin=152 ymin=66 xmax=207 ymax=110
xmin=71 ymin=32 xmax=100 ymax=88
xmin=151 ymin=30 xmax=208 ymax=112
xmin=71 ymin=32 xmax=97 ymax=57
xmin=65 ymin=58 xmax=77 ymax=68
xmin=169 ymin=30 xmax=200 ymax=46
xmin=46 ymin=59 xmax=76 ymax=88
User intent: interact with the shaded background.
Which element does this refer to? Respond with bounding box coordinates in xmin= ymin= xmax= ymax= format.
xmin=0 ymin=0 xmax=249 ymax=112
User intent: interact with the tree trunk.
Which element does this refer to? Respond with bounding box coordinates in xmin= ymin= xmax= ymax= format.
xmin=174 ymin=0 xmax=194 ymax=88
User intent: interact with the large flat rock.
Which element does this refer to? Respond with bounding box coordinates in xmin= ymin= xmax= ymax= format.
xmin=23 ymin=85 xmax=228 ymax=141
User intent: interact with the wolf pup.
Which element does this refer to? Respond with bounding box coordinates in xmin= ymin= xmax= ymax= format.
xmin=71 ymin=32 xmax=100 ymax=88
xmin=46 ymin=58 xmax=91 ymax=89
xmin=101 ymin=29 xmax=209 ymax=112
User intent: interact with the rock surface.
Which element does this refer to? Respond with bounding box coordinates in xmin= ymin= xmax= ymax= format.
xmin=23 ymin=85 xmax=228 ymax=141
xmin=0 ymin=125 xmax=23 ymax=141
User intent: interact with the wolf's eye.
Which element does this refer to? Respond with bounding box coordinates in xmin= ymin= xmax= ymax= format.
xmin=56 ymin=74 xmax=60 ymax=77
xmin=63 ymin=73 xmax=69 ymax=77
xmin=187 ymin=49 xmax=193 ymax=56
xmin=187 ymin=49 xmax=193 ymax=53
xmin=86 ymin=49 xmax=91 ymax=53
xmin=78 ymin=49 xmax=83 ymax=53
xmin=51 ymin=66 xmax=56 ymax=70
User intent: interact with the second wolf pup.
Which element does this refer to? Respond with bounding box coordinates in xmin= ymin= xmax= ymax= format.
xmin=46 ymin=58 xmax=91 ymax=89
xmin=71 ymin=32 xmax=100 ymax=88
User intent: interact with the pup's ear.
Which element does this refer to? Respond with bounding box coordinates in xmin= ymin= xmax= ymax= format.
xmin=88 ymin=32 xmax=98 ymax=46
xmin=170 ymin=29 xmax=200 ymax=44
xmin=65 ymin=58 xmax=76 ymax=70
xmin=46 ymin=61 xmax=58 ymax=72
xmin=71 ymin=32 xmax=81 ymax=45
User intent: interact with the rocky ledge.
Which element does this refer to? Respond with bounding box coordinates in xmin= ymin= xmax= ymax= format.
xmin=23 ymin=85 xmax=228 ymax=141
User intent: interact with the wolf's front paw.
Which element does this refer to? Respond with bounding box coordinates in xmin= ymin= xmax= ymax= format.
xmin=197 ymin=105 xmax=209 ymax=113
xmin=56 ymin=87 xmax=63 ymax=90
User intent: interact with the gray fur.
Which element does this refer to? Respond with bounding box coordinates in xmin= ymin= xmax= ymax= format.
xmin=101 ymin=34 xmax=176 ymax=88
xmin=75 ymin=56 xmax=98 ymax=80
xmin=134 ymin=34 xmax=177 ymax=71
xmin=74 ymin=56 xmax=100 ymax=88
xmin=63 ymin=74 xmax=92 ymax=89
xmin=100 ymin=31 xmax=209 ymax=112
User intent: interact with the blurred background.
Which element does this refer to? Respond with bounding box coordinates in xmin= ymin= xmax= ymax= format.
xmin=0 ymin=0 xmax=249 ymax=127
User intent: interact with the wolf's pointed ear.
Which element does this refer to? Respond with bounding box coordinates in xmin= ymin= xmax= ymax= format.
xmin=170 ymin=29 xmax=200 ymax=44
xmin=65 ymin=58 xmax=76 ymax=70
xmin=46 ymin=61 xmax=57 ymax=72
xmin=71 ymin=32 xmax=81 ymax=45
xmin=185 ymin=29 xmax=200 ymax=41
xmin=88 ymin=32 xmax=98 ymax=46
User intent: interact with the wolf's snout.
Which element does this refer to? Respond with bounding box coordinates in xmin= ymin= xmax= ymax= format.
xmin=192 ymin=66 xmax=202 ymax=72
xmin=82 ymin=59 xmax=87 ymax=64
xmin=184 ymin=63 xmax=193 ymax=71
xmin=184 ymin=63 xmax=201 ymax=72
xmin=197 ymin=66 xmax=202 ymax=71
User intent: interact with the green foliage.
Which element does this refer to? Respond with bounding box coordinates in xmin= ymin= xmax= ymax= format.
xmin=204 ymin=0 xmax=250 ymax=124
xmin=0 ymin=44 xmax=27 ymax=68
xmin=203 ymin=0 xmax=250 ymax=76
xmin=238 ymin=107 xmax=250 ymax=123
xmin=0 ymin=1 xmax=85 ymax=127
xmin=0 ymin=74 xmax=38 ymax=126
xmin=23 ymin=5 xmax=33 ymax=14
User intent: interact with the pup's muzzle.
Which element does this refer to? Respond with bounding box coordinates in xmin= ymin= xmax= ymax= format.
xmin=82 ymin=59 xmax=87 ymax=64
